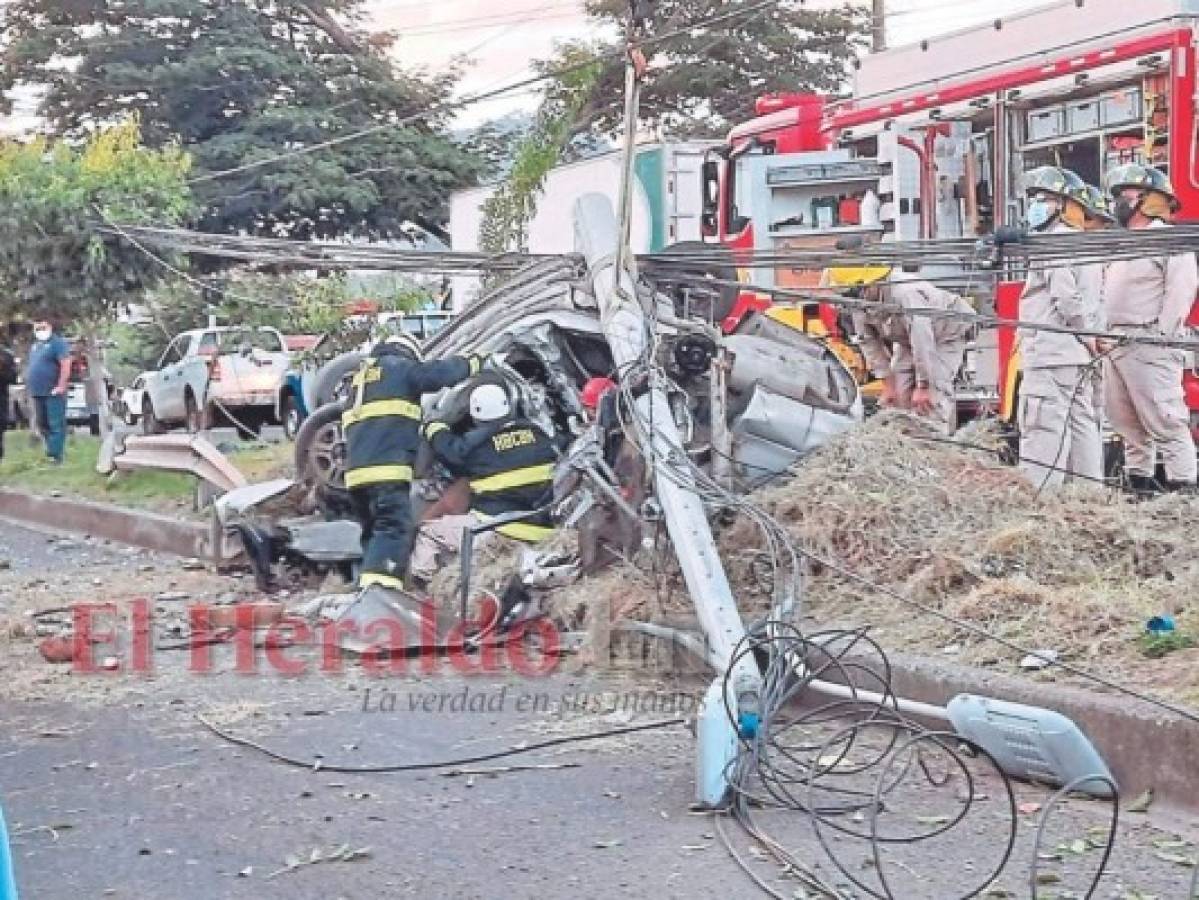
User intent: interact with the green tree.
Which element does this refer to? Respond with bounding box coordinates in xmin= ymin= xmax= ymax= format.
xmin=564 ymin=0 xmax=869 ymax=137
xmin=0 ymin=121 xmax=193 ymax=322
xmin=479 ymin=49 xmax=603 ymax=253
xmin=0 ymin=0 xmax=479 ymax=242
xmin=0 ymin=120 xmax=193 ymax=434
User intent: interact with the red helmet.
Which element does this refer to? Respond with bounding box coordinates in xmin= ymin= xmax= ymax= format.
xmin=580 ymin=376 xmax=617 ymax=410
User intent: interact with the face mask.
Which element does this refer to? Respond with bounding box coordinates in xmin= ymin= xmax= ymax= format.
xmin=1027 ymin=198 xmax=1057 ymax=231
xmin=33 ymin=327 xmax=51 ymax=342
xmin=1113 ymin=194 xmax=1142 ymax=228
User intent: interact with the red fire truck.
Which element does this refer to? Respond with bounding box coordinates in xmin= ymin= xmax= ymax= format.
xmin=702 ymin=0 xmax=1199 ymax=439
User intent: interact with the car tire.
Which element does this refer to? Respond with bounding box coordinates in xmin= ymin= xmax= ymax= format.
xmin=295 ymin=401 xmax=349 ymax=506
xmin=312 ymin=352 xmax=365 ymax=409
xmin=281 ymin=393 xmax=302 ymax=441
xmin=88 ymin=413 xmax=101 ymax=436
xmin=141 ymin=398 xmax=164 ymax=436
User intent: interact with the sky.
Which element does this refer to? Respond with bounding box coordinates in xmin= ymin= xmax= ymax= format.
xmin=1 ymin=0 xmax=1057 ymax=134
xmin=366 ymin=0 xmax=1057 ymax=126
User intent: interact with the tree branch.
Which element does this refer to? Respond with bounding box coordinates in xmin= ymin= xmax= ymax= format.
xmin=292 ymin=2 xmax=364 ymax=57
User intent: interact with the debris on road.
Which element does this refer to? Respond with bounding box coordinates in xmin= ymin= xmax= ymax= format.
xmin=1126 ymin=789 xmax=1155 ymax=814
xmin=438 ymin=762 xmax=581 ymax=778
xmin=264 ymin=844 xmax=373 ymax=880
xmin=38 ymin=636 xmax=76 ymax=664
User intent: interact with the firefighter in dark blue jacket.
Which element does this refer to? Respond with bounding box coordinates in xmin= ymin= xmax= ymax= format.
xmin=421 ymin=383 xmax=558 ymax=544
xmin=343 ymin=334 xmax=481 ymax=592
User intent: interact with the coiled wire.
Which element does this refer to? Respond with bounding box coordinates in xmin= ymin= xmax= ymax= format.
xmin=717 ymin=625 xmax=1120 ymax=899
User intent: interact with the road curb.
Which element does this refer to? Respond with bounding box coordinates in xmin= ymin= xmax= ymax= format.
xmin=883 ymin=651 xmax=1199 ymax=817
xmin=0 ymin=488 xmax=216 ymax=560
xmin=628 ymin=617 xmax=1198 ymax=816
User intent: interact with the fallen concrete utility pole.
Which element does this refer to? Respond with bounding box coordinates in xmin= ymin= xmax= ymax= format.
xmin=574 ymin=193 xmax=760 ymax=806
xmin=574 ymin=193 xmax=757 ymax=685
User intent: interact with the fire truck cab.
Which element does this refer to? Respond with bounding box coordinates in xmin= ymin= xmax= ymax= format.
xmin=704 ymin=0 xmax=1199 ymax=439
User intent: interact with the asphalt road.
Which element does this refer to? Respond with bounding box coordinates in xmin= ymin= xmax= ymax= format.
xmin=1 ymin=518 xmax=1197 ymax=899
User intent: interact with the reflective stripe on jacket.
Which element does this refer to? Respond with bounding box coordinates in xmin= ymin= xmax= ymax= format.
xmin=425 ymin=417 xmax=558 ymax=541
xmin=344 ymin=353 xmax=479 ymax=489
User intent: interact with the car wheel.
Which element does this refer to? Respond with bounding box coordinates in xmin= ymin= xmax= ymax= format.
xmin=295 ymin=401 xmax=349 ymax=505
xmin=282 ymin=394 xmax=302 ymax=441
xmin=88 ymin=413 xmax=101 ymax=436
xmin=141 ymin=398 xmax=163 ymax=436
xmin=312 ymin=352 xmax=365 ymax=409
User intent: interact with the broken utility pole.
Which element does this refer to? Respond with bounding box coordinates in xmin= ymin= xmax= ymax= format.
xmin=574 ymin=11 xmax=761 ymax=807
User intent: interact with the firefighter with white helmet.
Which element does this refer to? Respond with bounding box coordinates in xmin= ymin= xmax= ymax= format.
xmin=836 ymin=265 xmax=974 ymax=434
xmin=342 ymin=334 xmax=482 ymax=595
xmin=410 ymin=380 xmax=560 ymax=582
xmin=1101 ymin=163 xmax=1198 ymax=494
xmin=1015 ymin=165 xmax=1104 ymax=490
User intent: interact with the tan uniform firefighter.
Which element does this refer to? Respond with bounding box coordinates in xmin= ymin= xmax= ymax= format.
xmin=1101 ymin=163 xmax=1198 ymax=494
xmin=1015 ymin=166 xmax=1104 ymax=491
xmin=846 ymin=267 xmax=973 ymax=434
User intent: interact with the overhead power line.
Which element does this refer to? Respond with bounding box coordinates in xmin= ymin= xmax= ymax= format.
xmin=393 ymin=6 xmax=585 ymax=37
xmin=104 ymin=221 xmax=1199 ymax=352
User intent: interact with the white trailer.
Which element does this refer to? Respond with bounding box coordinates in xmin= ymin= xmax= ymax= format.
xmin=449 ymin=140 xmax=717 ymax=308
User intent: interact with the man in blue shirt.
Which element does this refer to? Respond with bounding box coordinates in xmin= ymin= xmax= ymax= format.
xmin=25 ymin=317 xmax=72 ymax=464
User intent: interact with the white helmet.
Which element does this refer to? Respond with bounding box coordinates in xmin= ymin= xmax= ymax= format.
xmin=469 ymin=383 xmax=511 ymax=423
xmin=372 ymin=333 xmax=423 ymax=360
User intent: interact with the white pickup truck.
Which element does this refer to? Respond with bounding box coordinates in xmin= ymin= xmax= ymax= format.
xmin=140 ymin=326 xmax=290 ymax=436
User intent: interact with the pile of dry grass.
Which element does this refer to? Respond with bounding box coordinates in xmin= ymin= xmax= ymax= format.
xmin=428 ymin=412 xmax=1198 ymax=700
xmin=726 ymin=412 xmax=1198 ymax=679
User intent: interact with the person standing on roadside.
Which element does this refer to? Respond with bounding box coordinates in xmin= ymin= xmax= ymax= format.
xmin=1079 ymin=184 xmax=1115 ymax=437
xmin=1101 ymin=164 xmax=1198 ymax=495
xmin=25 ymin=317 xmax=72 ymax=465
xmin=1015 ymin=167 xmax=1103 ymax=491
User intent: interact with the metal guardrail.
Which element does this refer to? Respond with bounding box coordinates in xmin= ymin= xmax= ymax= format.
xmin=101 ymin=432 xmax=248 ymax=495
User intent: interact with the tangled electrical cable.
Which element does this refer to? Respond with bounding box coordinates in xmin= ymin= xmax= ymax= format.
xmin=640 ymin=223 xmax=1199 ymax=275
xmin=197 ymin=712 xmax=685 ymax=774
xmin=588 ymin=261 xmax=1177 ymax=898
xmin=611 ymin=344 xmax=807 ymax=624
xmin=715 ymin=624 xmax=1121 ymax=900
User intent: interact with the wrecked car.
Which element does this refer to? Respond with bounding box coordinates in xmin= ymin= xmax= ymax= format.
xmin=291 ymin=254 xmax=863 ymax=537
